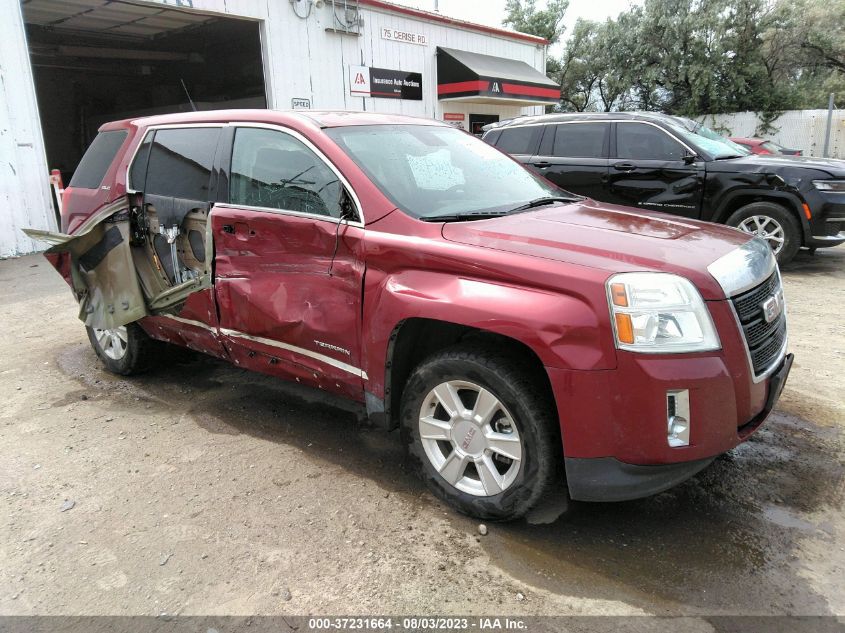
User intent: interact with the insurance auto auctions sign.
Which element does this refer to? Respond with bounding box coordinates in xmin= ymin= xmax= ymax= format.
xmin=349 ymin=65 xmax=423 ymax=100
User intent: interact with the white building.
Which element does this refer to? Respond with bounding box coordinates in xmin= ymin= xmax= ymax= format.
xmin=1 ymin=0 xmax=556 ymax=257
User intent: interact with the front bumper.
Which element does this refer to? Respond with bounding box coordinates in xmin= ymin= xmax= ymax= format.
xmin=804 ymin=189 xmax=845 ymax=248
xmin=564 ymin=456 xmax=715 ymax=502
xmin=561 ymin=353 xmax=792 ymax=501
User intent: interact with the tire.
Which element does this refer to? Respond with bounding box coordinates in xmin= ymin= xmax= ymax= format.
xmin=400 ymin=343 xmax=562 ymax=521
xmin=725 ymin=202 xmax=801 ymax=265
xmin=86 ymin=322 xmax=158 ymax=376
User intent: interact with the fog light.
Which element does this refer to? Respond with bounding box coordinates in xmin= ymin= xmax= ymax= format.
xmin=667 ymin=389 xmax=690 ymax=447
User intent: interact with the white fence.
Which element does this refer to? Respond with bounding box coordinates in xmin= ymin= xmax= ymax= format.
xmin=701 ymin=109 xmax=844 ymax=159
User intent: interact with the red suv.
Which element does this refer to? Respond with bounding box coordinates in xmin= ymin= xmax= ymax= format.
xmin=29 ymin=110 xmax=792 ymax=520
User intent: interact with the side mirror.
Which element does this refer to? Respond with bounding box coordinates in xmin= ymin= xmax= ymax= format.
xmin=683 ymin=151 xmax=698 ymax=165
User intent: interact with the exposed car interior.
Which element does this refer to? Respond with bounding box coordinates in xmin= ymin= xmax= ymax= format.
xmin=126 ymin=127 xmax=219 ymax=305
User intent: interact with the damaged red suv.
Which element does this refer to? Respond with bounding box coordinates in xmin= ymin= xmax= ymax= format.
xmin=29 ymin=110 xmax=792 ymax=520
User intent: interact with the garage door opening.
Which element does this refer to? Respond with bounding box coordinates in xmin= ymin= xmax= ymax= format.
xmin=22 ymin=0 xmax=267 ymax=187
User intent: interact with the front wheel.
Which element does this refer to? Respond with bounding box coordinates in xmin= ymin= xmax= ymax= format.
xmin=400 ymin=344 xmax=561 ymax=521
xmin=86 ymin=322 xmax=157 ymax=375
xmin=726 ymin=202 xmax=801 ymax=264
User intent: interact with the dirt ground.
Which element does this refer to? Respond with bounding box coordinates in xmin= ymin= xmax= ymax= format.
xmin=1 ymin=247 xmax=843 ymax=621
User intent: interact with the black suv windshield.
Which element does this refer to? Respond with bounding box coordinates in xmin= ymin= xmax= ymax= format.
xmin=666 ymin=117 xmax=749 ymax=159
xmin=325 ymin=124 xmax=567 ymax=219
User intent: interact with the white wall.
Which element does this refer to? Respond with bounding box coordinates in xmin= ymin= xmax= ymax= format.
xmin=703 ymin=109 xmax=845 ymax=159
xmin=0 ymin=0 xmax=549 ymax=256
xmin=259 ymin=1 xmax=546 ymax=123
xmin=0 ymin=0 xmax=57 ymax=257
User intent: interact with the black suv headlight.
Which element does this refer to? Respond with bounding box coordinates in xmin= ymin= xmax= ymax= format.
xmin=812 ymin=180 xmax=845 ymax=192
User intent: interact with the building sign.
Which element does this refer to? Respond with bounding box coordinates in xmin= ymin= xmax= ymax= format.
xmin=291 ymin=97 xmax=311 ymax=109
xmin=381 ymin=27 xmax=428 ymax=46
xmin=443 ymin=113 xmax=465 ymax=121
xmin=349 ymin=65 xmax=422 ymax=100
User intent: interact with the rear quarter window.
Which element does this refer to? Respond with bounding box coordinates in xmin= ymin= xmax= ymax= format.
xmin=68 ymin=130 xmax=128 ymax=189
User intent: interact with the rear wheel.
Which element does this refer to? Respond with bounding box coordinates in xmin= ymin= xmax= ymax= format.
xmin=726 ymin=202 xmax=801 ymax=264
xmin=400 ymin=344 xmax=561 ymax=521
xmin=86 ymin=322 xmax=157 ymax=375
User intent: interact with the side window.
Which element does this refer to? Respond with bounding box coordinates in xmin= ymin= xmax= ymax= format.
xmin=144 ymin=128 xmax=220 ymax=201
xmin=230 ymin=127 xmax=345 ymax=219
xmin=617 ymin=123 xmax=685 ymax=161
xmin=69 ymin=130 xmax=128 ymax=189
xmin=552 ymin=123 xmax=608 ymax=158
xmin=495 ymin=126 xmax=539 ymax=155
xmin=128 ymin=132 xmax=153 ymax=191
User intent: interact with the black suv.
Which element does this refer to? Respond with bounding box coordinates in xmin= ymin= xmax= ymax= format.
xmin=482 ymin=112 xmax=845 ymax=264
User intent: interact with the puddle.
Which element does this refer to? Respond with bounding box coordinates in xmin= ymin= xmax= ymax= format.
xmin=472 ymin=413 xmax=844 ymax=615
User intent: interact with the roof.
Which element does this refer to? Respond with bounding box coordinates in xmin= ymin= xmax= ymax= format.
xmin=101 ymin=109 xmax=448 ymax=131
xmin=489 ymin=111 xmax=678 ymax=129
xmin=358 ymin=0 xmax=549 ymax=45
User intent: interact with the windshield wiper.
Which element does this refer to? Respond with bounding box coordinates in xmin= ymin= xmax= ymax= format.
xmin=507 ymin=195 xmax=580 ymax=214
xmin=419 ymin=210 xmax=510 ymax=222
xmin=419 ymin=196 xmax=581 ymax=222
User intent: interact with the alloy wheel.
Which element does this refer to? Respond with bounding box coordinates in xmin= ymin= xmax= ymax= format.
xmin=92 ymin=326 xmax=129 ymax=361
xmin=418 ymin=380 xmax=522 ymax=497
xmin=737 ymin=215 xmax=786 ymax=255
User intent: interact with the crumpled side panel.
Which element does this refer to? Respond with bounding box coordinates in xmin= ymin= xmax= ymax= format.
xmin=23 ymin=200 xmax=149 ymax=330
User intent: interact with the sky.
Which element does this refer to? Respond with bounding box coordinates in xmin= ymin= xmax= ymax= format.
xmin=389 ymin=0 xmax=641 ymax=55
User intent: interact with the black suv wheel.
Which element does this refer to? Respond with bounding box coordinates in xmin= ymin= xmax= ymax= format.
xmin=726 ymin=202 xmax=801 ymax=264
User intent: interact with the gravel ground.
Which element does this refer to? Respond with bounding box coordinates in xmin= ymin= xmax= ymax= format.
xmin=0 ymin=247 xmax=843 ymax=619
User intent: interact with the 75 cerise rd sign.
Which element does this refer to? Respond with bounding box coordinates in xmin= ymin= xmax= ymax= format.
xmin=381 ymin=27 xmax=428 ymax=45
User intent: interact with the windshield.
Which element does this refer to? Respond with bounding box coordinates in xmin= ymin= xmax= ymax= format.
xmin=324 ymin=124 xmax=563 ymax=219
xmin=666 ymin=118 xmax=750 ymax=159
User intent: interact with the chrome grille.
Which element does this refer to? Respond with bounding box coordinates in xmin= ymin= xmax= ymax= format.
xmin=730 ymin=272 xmax=786 ymax=377
xmin=732 ymin=272 xmax=779 ymax=321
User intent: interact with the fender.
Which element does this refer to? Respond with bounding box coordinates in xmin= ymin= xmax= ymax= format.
xmin=360 ymin=267 xmax=617 ymax=404
xmin=711 ymin=186 xmax=811 ymax=244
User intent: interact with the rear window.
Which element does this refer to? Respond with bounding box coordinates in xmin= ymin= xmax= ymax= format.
xmin=69 ymin=130 xmax=128 ymax=189
xmin=495 ymin=126 xmax=539 ymax=155
xmin=552 ymin=123 xmax=608 ymax=158
xmin=143 ymin=127 xmax=220 ymax=201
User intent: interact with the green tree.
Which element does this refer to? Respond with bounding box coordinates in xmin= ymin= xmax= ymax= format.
xmin=503 ymin=0 xmax=570 ymax=44
xmin=511 ymin=0 xmax=843 ymax=116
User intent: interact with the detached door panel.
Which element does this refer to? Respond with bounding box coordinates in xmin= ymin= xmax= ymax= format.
xmin=531 ymin=122 xmax=610 ymax=198
xmin=606 ymin=122 xmax=704 ymax=218
xmin=213 ymin=126 xmax=366 ymax=400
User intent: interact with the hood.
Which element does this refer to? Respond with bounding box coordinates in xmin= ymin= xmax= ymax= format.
xmin=440 ymin=199 xmax=752 ymax=300
xmin=708 ymin=153 xmax=845 ymax=178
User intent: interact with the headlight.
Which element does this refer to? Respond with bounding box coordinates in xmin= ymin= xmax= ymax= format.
xmin=812 ymin=180 xmax=845 ymax=192
xmin=606 ymin=273 xmax=720 ymax=353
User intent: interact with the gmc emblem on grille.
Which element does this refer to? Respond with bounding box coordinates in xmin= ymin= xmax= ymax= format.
xmin=762 ymin=292 xmax=784 ymax=323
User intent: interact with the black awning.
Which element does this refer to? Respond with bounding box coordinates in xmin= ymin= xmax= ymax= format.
xmin=436 ymin=47 xmax=560 ymax=105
